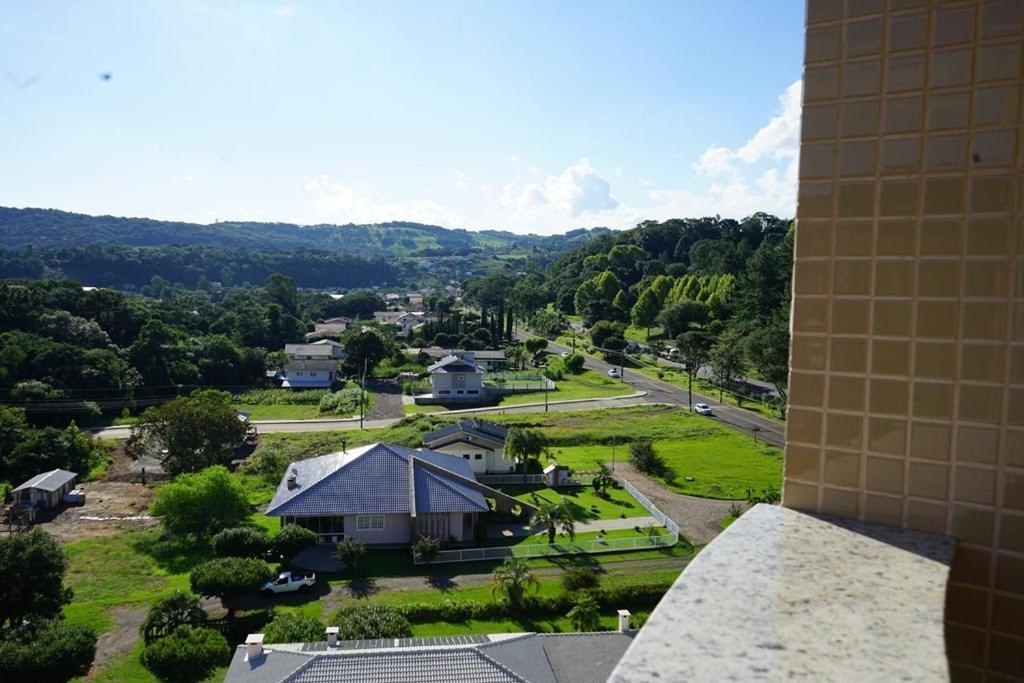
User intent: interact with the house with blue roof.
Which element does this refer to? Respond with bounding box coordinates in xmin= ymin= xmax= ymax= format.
xmin=265 ymin=443 xmax=531 ymax=545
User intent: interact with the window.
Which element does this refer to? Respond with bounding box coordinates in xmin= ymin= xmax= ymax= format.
xmin=310 ymin=372 xmax=317 ymax=376
xmin=463 ymin=454 xmax=470 ymax=459
xmin=468 ymin=389 xmax=479 ymax=394
xmin=357 ymin=514 xmax=385 ymax=531
xmin=457 ymin=390 xmax=463 ymax=394
xmin=474 ymin=454 xmax=482 ymax=460
xmin=439 ymin=390 xmax=450 ymax=395
xmin=457 ymin=375 xmax=464 ymax=381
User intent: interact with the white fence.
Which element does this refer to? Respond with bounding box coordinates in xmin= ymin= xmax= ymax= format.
xmin=476 ymin=474 xmax=545 ymax=485
xmin=412 ymin=478 xmax=679 ymax=565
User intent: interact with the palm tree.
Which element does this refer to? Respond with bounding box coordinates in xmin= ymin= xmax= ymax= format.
xmin=591 ymin=461 xmax=615 ymax=497
xmin=504 ymin=428 xmax=548 ymax=475
xmin=491 ymin=557 xmax=539 ymax=606
xmin=530 ymin=498 xmax=576 ymax=544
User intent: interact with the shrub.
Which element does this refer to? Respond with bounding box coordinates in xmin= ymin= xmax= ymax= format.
xmin=0 ymin=528 xmax=71 ymax=630
xmin=273 ymin=525 xmax=317 ymax=561
xmin=0 ymin=622 xmax=97 ymax=682
xmin=263 ymin=614 xmax=325 ymax=644
xmin=628 ymin=441 xmax=668 ymax=477
xmin=566 ymin=593 xmax=602 ymax=631
xmin=189 ymin=558 xmax=276 ymax=618
xmin=234 ymin=389 xmax=332 ymax=405
xmin=211 ymin=527 xmax=269 ymax=558
xmin=141 ymin=591 xmax=206 ymax=644
xmin=150 ymin=466 xmax=250 ymax=537
xmin=562 ymin=566 xmax=601 ymax=592
xmin=317 ymin=387 xmax=364 ymax=416
xmin=563 ymin=353 xmax=585 ymax=374
xmin=333 ymin=536 xmax=366 ymax=576
xmin=412 ymin=536 xmax=441 ymax=562
xmin=141 ymin=626 xmax=230 ymax=682
xmin=438 ymin=599 xmax=473 ymax=623
xmin=328 ymin=604 xmax=412 ymax=640
xmin=630 ymin=611 xmax=650 ymax=628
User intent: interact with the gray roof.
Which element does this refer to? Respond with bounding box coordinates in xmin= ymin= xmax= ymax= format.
xmin=224 ymin=632 xmax=635 ymax=683
xmin=422 ymin=419 xmax=508 ymax=448
xmin=427 ymin=355 xmax=484 ymax=374
xmin=13 ymin=469 xmax=77 ymax=493
xmin=265 ymin=443 xmax=488 ymax=517
xmin=415 ymin=347 xmax=506 ymax=361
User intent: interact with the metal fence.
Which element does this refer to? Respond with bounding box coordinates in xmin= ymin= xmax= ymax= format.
xmin=412 ymin=477 xmax=679 ymax=565
xmin=476 ymin=474 xmax=545 ymax=485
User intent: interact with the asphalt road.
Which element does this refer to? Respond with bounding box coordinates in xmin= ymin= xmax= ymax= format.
xmin=540 ymin=337 xmax=786 ymax=448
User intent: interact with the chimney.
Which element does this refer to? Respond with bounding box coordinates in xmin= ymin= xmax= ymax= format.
xmin=326 ymin=626 xmax=339 ymax=648
xmin=617 ymin=609 xmax=631 ymax=633
xmin=245 ymin=633 xmax=265 ymax=661
xmin=286 ymin=467 xmax=298 ymax=489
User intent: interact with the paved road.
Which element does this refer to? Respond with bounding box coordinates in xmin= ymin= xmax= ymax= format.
xmin=538 ymin=336 xmax=785 ymax=448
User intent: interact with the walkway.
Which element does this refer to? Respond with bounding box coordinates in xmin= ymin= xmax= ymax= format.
xmin=487 ymin=515 xmax=658 ymax=540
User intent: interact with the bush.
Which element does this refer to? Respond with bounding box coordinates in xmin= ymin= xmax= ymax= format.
xmin=263 ymin=613 xmax=325 ymax=644
xmin=150 ymin=466 xmax=251 ymax=537
xmin=628 ymin=441 xmax=668 ymax=477
xmin=211 ymin=527 xmax=269 ymax=558
xmin=566 ymin=593 xmax=602 ymax=631
xmin=0 ymin=528 xmax=71 ymax=630
xmin=412 ymin=536 xmax=441 ymax=562
xmin=273 ymin=524 xmax=317 ymax=561
xmin=141 ymin=591 xmax=206 ymax=644
xmin=438 ymin=599 xmax=474 ymax=623
xmin=189 ymin=557 xmax=276 ymax=618
xmin=0 ymin=622 xmax=97 ymax=682
xmin=630 ymin=611 xmax=650 ymax=628
xmin=317 ymin=387 xmax=364 ymax=416
xmin=563 ymin=353 xmax=585 ymax=374
xmin=327 ymin=604 xmax=412 ymax=640
xmin=234 ymin=389 xmax=332 ymax=405
xmin=562 ymin=566 xmax=601 ymax=592
xmin=141 ymin=626 xmax=230 ymax=682
xmin=334 ymin=536 xmax=366 ymax=576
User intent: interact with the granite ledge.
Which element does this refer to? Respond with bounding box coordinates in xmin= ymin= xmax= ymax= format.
xmin=608 ymin=504 xmax=954 ymax=682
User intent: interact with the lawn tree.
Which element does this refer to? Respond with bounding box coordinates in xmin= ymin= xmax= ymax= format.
xmin=630 ymin=287 xmax=662 ymax=341
xmin=141 ymin=591 xmax=207 ymax=644
xmin=141 ymin=625 xmax=230 ymax=682
xmin=272 ymin=524 xmax=317 ymax=561
xmin=744 ymin=315 xmax=790 ymax=413
xmin=189 ymin=557 xmax=275 ymax=619
xmin=523 ymin=337 xmax=548 ymax=361
xmin=210 ymin=527 xmax=269 ymax=558
xmin=529 ymin=498 xmax=576 ymax=544
xmin=504 ymin=428 xmax=549 ymax=475
xmin=150 ymin=466 xmax=251 ymax=537
xmin=677 ymin=329 xmax=713 ymax=411
xmin=328 ymin=604 xmax=412 ymax=640
xmin=341 ymin=327 xmax=387 ymax=377
xmin=591 ymin=462 xmax=615 ymax=497
xmin=566 ymin=593 xmax=602 ymax=631
xmin=657 ymin=300 xmax=709 ymax=338
xmin=0 ymin=621 xmax=97 ymax=681
xmin=334 ymin=536 xmax=366 ymax=576
xmin=0 ymin=528 xmax=72 ymax=632
xmin=709 ymin=329 xmax=747 ymax=403
xmin=127 ymin=390 xmax=247 ymax=475
xmin=491 ymin=557 xmax=539 ymax=607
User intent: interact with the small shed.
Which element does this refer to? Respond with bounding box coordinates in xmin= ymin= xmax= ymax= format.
xmin=544 ymin=463 xmax=571 ymax=488
xmin=12 ymin=469 xmax=78 ymax=510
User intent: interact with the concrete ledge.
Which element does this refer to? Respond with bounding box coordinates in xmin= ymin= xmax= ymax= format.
xmin=610 ymin=504 xmax=954 ymax=682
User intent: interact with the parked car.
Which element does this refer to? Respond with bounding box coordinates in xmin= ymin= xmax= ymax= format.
xmin=63 ymin=489 xmax=86 ymax=506
xmin=694 ymin=403 xmax=714 ymax=416
xmin=667 ymin=348 xmax=679 ymax=358
xmin=261 ymin=571 xmax=316 ymax=596
xmin=607 ymin=368 xmax=621 ymax=379
xmin=560 ymin=351 xmax=571 ymax=358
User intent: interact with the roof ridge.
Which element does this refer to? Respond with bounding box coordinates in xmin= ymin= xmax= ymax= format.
xmin=472 ymin=649 xmax=533 ymax=683
xmin=414 ymin=461 xmax=487 ymax=509
xmin=266 ymin=444 xmax=380 ymax=516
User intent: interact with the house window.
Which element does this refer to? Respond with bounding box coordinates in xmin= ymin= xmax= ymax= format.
xmin=463 ymin=454 xmax=470 ymax=459
xmin=439 ymin=390 xmax=450 ymax=395
xmin=457 ymin=375 xmax=464 ymax=381
xmin=311 ymin=372 xmax=317 ymax=376
xmin=457 ymin=390 xmax=463 ymax=395
xmin=467 ymin=390 xmax=479 ymax=394
xmin=474 ymin=454 xmax=483 ymax=460
xmin=357 ymin=514 xmax=385 ymax=531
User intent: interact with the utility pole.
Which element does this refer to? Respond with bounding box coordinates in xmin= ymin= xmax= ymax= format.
xmin=571 ymin=329 xmax=576 ymax=354
xmin=359 ymin=357 xmax=367 ymax=430
xmin=544 ymin=377 xmax=549 ymax=413
xmin=611 ymin=437 xmax=617 ymax=472
xmin=619 ymin=352 xmax=625 ymax=383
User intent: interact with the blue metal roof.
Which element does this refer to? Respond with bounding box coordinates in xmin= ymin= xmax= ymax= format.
xmin=265 ymin=443 xmax=488 ymax=517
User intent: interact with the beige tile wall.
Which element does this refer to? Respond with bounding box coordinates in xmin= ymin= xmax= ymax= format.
xmin=788 ymin=0 xmax=1023 ymax=679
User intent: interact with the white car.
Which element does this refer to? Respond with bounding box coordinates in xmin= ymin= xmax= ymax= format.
xmin=694 ymin=403 xmax=713 ymax=416
xmin=607 ymin=368 xmax=621 ymax=379
xmin=261 ymin=571 xmax=316 ymax=596
xmin=560 ymin=351 xmax=571 ymax=358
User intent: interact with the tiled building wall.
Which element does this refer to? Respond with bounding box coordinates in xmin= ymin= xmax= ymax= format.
xmin=786 ymin=0 xmax=1023 ymax=679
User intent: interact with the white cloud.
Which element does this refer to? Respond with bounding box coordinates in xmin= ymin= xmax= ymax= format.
xmin=304 ymin=175 xmax=463 ymax=227
xmin=506 ymin=158 xmax=619 ymax=217
xmin=275 ymin=5 xmax=294 ymax=17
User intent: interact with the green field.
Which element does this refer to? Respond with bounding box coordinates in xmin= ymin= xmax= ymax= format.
xmin=503 ymin=484 xmax=645 ymax=521
xmin=498 ymin=370 xmax=632 ymax=406
xmin=232 ymin=403 xmax=322 ymax=420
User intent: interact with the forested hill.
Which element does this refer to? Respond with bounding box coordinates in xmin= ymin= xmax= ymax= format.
xmin=0 ymin=206 xmax=610 ymax=256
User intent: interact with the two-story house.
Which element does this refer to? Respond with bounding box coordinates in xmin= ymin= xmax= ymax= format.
xmin=282 ymin=339 xmax=344 ymax=389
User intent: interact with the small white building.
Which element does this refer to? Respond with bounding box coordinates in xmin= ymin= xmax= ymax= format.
xmin=421 ymin=419 xmax=514 ymax=474
xmin=373 ymin=311 xmax=431 ymax=336
xmin=12 ymin=469 xmax=78 ymax=511
xmin=425 ymin=352 xmax=485 ymax=401
xmin=282 ymin=340 xmax=344 ymax=389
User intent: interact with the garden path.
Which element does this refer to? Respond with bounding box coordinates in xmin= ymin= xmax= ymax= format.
xmin=486 ymin=515 xmax=658 ymax=539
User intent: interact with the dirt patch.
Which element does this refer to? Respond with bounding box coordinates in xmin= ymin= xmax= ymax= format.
xmin=607 ymin=461 xmax=735 ymax=545
xmin=44 ymin=481 xmax=158 ymax=543
xmin=87 ymin=605 xmax=145 ymax=679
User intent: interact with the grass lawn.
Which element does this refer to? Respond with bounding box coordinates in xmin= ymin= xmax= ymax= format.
xmin=632 ymin=365 xmax=782 ymax=421
xmin=403 ymin=403 xmax=446 ymax=415
xmin=502 ymin=484 xmax=645 ymax=521
xmin=232 ymin=390 xmax=375 ymax=422
xmin=498 ymin=370 xmax=632 ymax=406
xmin=624 ymin=324 xmax=664 ymax=343
xmin=496 ymin=527 xmax=670 ymax=550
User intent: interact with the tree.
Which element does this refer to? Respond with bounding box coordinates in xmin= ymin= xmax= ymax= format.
xmin=629 ymin=441 xmax=667 ymax=477
xmin=141 ymin=591 xmax=207 ymax=644
xmin=529 ymin=498 xmax=576 ymax=544
xmin=264 ymin=273 xmax=299 ymax=316
xmin=630 ymin=287 xmax=662 ymax=340
xmin=491 ymin=557 xmax=539 ymax=607
xmin=591 ymin=462 xmax=615 ymax=497
xmin=141 ymin=626 xmax=230 ymax=682
xmin=523 ymin=337 xmax=548 ymax=356
xmin=189 ymin=557 xmax=275 ymax=619
xmin=150 ymin=466 xmax=250 ymax=537
xmin=210 ymin=527 xmax=269 ymax=558
xmin=562 ymin=566 xmax=600 ymax=592
xmin=0 ymin=528 xmax=71 ymax=632
xmin=744 ymin=316 xmax=790 ymax=408
xmin=334 ymin=536 xmax=366 ymax=576
xmin=563 ymin=353 xmax=585 ymax=374
xmin=677 ymin=329 xmax=713 ymax=411
xmin=263 ymin=613 xmax=325 ymax=644
xmin=588 ymin=320 xmax=626 ymax=350
xmin=566 ymin=593 xmax=601 ymax=631
xmin=709 ymin=330 xmax=746 ymax=402
xmin=327 ymin=604 xmax=412 ymax=640
xmin=128 ymin=390 xmax=247 ymax=475
xmin=273 ymin=524 xmax=317 ymax=561
xmin=504 ymin=428 xmax=548 ymax=475
xmin=0 ymin=621 xmax=97 ymax=682
xmin=658 ymin=300 xmax=709 ymax=338
xmin=341 ymin=328 xmax=387 ymax=377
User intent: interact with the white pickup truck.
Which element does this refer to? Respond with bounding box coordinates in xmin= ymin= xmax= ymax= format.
xmin=261 ymin=571 xmax=316 ymax=596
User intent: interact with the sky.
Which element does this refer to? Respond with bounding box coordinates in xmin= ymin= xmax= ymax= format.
xmin=1 ymin=1 xmax=805 ymax=235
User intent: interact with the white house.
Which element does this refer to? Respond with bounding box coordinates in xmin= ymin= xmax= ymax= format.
xmin=282 ymin=340 xmax=344 ymax=389
xmin=373 ymin=311 xmax=431 ymax=336
xmin=12 ymin=469 xmax=79 ymax=517
xmin=425 ymin=351 xmax=485 ymax=401
xmin=421 ymin=419 xmax=514 ymax=474
xmin=305 ymin=317 xmax=351 ymax=341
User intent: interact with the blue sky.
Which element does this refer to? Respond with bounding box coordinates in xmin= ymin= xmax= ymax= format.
xmin=1 ymin=1 xmax=804 ymax=234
